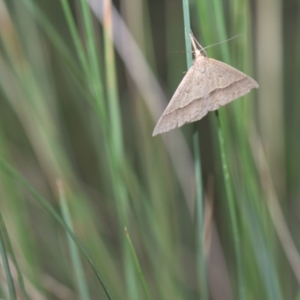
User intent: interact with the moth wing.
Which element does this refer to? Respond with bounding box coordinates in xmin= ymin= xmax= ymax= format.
xmin=152 ymin=57 xmax=259 ymax=136
xmin=153 ymin=57 xmax=209 ymax=136
xmin=203 ymin=58 xmax=259 ymax=112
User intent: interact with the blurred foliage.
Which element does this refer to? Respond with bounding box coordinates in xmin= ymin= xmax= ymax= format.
xmin=0 ymin=0 xmax=298 ymax=299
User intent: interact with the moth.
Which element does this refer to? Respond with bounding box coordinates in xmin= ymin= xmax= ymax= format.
xmin=152 ymin=34 xmax=259 ymax=136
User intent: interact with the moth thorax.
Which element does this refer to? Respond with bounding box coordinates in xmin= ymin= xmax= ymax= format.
xmin=194 ymin=49 xmax=201 ymax=57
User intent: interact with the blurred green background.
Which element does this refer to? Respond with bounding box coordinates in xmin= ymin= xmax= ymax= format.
xmin=0 ymin=0 xmax=298 ymax=299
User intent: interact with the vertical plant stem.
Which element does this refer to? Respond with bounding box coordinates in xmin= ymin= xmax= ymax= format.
xmin=0 ymin=220 xmax=16 ymax=300
xmin=182 ymin=0 xmax=192 ymax=68
xmin=102 ymin=2 xmax=136 ymax=298
xmin=211 ymin=0 xmax=230 ymax=62
xmin=217 ymin=113 xmax=245 ymax=300
xmin=0 ymin=211 xmax=30 ymax=300
xmin=0 ymin=159 xmax=113 ymax=300
xmin=59 ymin=0 xmax=91 ymax=78
xmin=103 ymin=0 xmax=123 ymax=159
xmin=124 ymin=228 xmax=152 ymax=300
xmin=58 ymin=181 xmax=91 ymax=300
xmin=79 ymin=0 xmax=107 ymax=122
xmin=193 ymin=133 xmax=208 ymax=300
xmin=181 ymin=1 xmax=207 ymax=299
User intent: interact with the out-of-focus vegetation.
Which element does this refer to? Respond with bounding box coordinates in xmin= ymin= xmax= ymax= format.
xmin=0 ymin=0 xmax=298 ymax=299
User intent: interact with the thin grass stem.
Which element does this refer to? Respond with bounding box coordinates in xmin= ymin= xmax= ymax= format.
xmin=181 ymin=1 xmax=208 ymax=299
xmin=0 ymin=159 xmax=113 ymax=300
xmin=0 ymin=217 xmax=17 ymax=300
xmin=125 ymin=228 xmax=152 ymax=300
xmin=58 ymin=181 xmax=91 ymax=300
xmin=0 ymin=211 xmax=30 ymax=300
xmin=217 ymin=113 xmax=245 ymax=300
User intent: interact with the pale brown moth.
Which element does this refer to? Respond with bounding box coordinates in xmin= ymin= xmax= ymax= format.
xmin=152 ymin=34 xmax=259 ymax=136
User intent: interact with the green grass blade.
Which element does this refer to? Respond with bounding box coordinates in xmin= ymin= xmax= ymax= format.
xmin=125 ymin=228 xmax=152 ymax=300
xmin=217 ymin=113 xmax=245 ymax=300
xmin=0 ymin=158 xmax=113 ymax=300
xmin=101 ymin=5 xmax=137 ymax=297
xmin=239 ymin=191 xmax=283 ymax=300
xmin=211 ymin=0 xmax=230 ymax=62
xmin=19 ymin=0 xmax=94 ymax=97
xmin=193 ymin=133 xmax=208 ymax=300
xmin=58 ymin=181 xmax=91 ymax=300
xmin=103 ymin=2 xmax=123 ymax=159
xmin=59 ymin=0 xmax=91 ymax=78
xmin=79 ymin=0 xmax=106 ymax=121
xmin=0 ymin=215 xmax=17 ymax=300
xmin=0 ymin=211 xmax=30 ymax=300
xmin=181 ymin=1 xmax=207 ymax=299
xmin=181 ymin=0 xmax=192 ymax=68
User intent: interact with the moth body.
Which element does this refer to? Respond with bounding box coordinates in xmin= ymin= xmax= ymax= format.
xmin=152 ymin=35 xmax=259 ymax=136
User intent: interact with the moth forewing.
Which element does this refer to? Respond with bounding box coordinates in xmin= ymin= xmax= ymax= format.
xmin=152 ymin=36 xmax=258 ymax=136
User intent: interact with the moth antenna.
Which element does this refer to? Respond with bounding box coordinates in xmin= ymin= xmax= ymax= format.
xmin=202 ymin=34 xmax=242 ymax=51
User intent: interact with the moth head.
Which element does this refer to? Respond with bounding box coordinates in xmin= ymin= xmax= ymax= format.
xmin=196 ymin=49 xmax=207 ymax=58
xmin=190 ymin=33 xmax=206 ymax=58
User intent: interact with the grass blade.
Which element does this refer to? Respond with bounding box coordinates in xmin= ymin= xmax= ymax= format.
xmin=58 ymin=181 xmax=91 ymax=300
xmin=0 ymin=159 xmax=113 ymax=300
xmin=0 ymin=215 xmax=17 ymax=300
xmin=0 ymin=211 xmax=30 ymax=300
xmin=125 ymin=228 xmax=152 ymax=300
xmin=181 ymin=0 xmax=208 ymax=299
xmin=217 ymin=113 xmax=245 ymax=300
